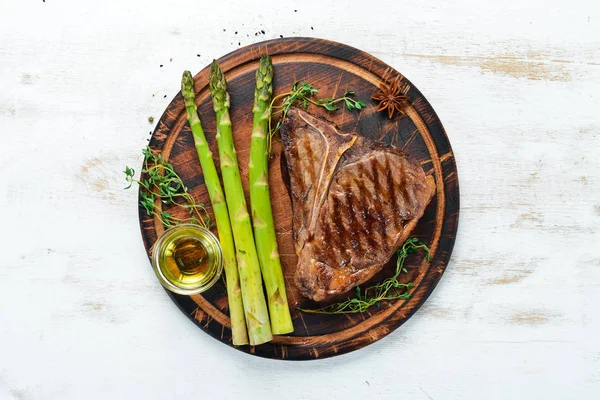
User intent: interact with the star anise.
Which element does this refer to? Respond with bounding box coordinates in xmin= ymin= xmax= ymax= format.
xmin=371 ymin=78 xmax=409 ymax=119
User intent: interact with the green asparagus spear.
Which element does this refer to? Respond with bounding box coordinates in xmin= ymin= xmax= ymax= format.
xmin=249 ymin=55 xmax=293 ymax=334
xmin=209 ymin=61 xmax=273 ymax=345
xmin=181 ymin=71 xmax=248 ymax=346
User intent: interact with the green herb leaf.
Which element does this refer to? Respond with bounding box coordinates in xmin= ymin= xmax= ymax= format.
xmin=124 ymin=146 xmax=210 ymax=229
xmin=267 ymin=81 xmax=366 ymax=151
xmin=297 ymin=238 xmax=430 ymax=314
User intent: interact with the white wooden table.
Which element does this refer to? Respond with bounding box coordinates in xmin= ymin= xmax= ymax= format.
xmin=1 ymin=0 xmax=598 ymax=398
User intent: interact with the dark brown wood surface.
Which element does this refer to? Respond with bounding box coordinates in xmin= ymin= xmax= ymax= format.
xmin=139 ymin=37 xmax=459 ymax=360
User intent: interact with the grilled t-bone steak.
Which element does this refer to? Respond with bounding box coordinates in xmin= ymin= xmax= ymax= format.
xmin=280 ymin=108 xmax=435 ymax=302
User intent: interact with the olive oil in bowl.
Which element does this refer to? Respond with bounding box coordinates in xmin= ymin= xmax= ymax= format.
xmin=152 ymin=224 xmax=223 ymax=295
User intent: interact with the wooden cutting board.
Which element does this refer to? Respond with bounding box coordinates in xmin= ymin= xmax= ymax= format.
xmin=139 ymin=37 xmax=459 ymax=360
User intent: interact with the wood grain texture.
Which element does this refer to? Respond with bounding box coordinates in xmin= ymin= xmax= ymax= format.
xmin=139 ymin=38 xmax=459 ymax=359
xmin=1 ymin=0 xmax=599 ymax=397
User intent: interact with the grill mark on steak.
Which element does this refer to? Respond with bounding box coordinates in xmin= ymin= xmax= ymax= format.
xmin=384 ymin=155 xmax=398 ymax=229
xmin=350 ymin=172 xmax=365 ymax=254
xmin=280 ymin=108 xmax=435 ymax=301
xmin=369 ymin=156 xmax=388 ymax=251
xmin=396 ymin=161 xmax=408 ymax=220
xmin=330 ymin=195 xmax=344 ymax=244
xmin=343 ymin=179 xmax=357 ymax=252
xmin=354 ymin=161 xmax=379 ymax=249
xmin=353 ymin=165 xmax=376 ymax=249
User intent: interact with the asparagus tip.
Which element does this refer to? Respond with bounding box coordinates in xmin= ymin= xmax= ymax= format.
xmin=210 ymin=59 xmax=221 ymax=78
xmin=209 ymin=60 xmax=227 ymax=101
xmin=181 ymin=70 xmax=195 ymax=101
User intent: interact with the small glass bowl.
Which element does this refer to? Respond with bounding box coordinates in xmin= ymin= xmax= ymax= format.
xmin=151 ymin=224 xmax=223 ymax=295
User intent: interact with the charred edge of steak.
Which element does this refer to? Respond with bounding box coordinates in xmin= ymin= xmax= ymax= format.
xmin=279 ymin=150 xmax=292 ymax=196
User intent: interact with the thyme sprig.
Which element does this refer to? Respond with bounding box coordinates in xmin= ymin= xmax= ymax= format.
xmin=268 ymin=82 xmax=366 ymax=142
xmin=124 ymin=147 xmax=210 ymax=228
xmin=298 ymin=238 xmax=431 ymax=314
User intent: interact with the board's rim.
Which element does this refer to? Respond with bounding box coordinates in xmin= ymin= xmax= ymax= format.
xmin=138 ymin=36 xmax=460 ymax=360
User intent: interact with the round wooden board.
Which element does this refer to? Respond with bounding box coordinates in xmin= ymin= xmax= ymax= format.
xmin=139 ymin=37 xmax=459 ymax=360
